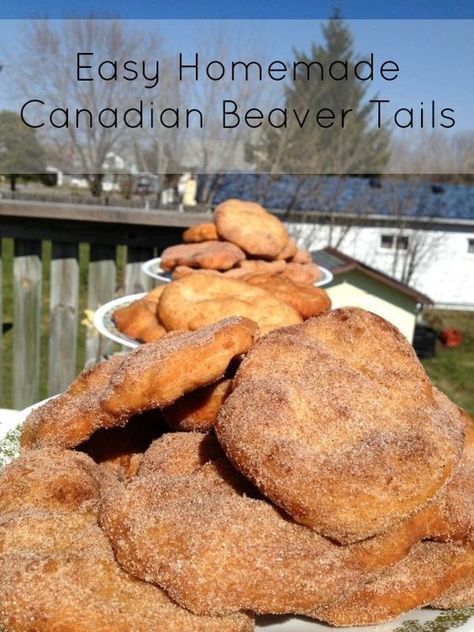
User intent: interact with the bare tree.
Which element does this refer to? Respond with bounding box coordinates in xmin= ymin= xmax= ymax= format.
xmin=10 ymin=20 xmax=165 ymax=196
xmin=184 ymin=26 xmax=276 ymax=205
xmin=389 ymin=131 xmax=474 ymax=181
xmin=374 ymin=177 xmax=444 ymax=285
xmin=282 ymin=176 xmax=372 ymax=252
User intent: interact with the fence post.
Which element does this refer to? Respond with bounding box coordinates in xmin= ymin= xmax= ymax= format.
xmin=85 ymin=244 xmax=117 ymax=365
xmin=12 ymin=239 xmax=42 ymax=409
xmin=124 ymin=246 xmax=155 ymax=295
xmin=47 ymin=242 xmax=80 ymax=396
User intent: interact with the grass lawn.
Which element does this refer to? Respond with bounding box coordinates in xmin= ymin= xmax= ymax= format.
xmin=1 ymin=239 xmax=473 ymax=414
xmin=422 ymin=309 xmax=474 ymax=415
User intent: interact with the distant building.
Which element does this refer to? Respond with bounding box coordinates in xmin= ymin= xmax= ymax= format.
xmin=210 ymin=175 xmax=474 ymax=310
xmin=313 ymin=247 xmax=433 ymax=341
xmin=289 ymin=212 xmax=473 ymax=311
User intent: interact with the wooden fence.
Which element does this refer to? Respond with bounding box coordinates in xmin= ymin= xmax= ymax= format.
xmin=2 ymin=197 xmax=459 ymax=409
xmin=0 ymin=200 xmax=213 ymax=409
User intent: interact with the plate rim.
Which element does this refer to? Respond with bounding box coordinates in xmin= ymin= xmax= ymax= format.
xmin=141 ymin=256 xmax=334 ymax=287
xmin=141 ymin=257 xmax=171 ymax=282
xmin=93 ymin=293 xmax=145 ymax=349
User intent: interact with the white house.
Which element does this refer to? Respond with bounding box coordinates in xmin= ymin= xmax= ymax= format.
xmin=287 ymin=214 xmax=474 ymax=310
xmin=312 ymin=247 xmax=432 ymax=341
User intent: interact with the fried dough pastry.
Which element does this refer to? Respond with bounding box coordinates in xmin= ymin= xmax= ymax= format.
xmin=431 ymin=546 xmax=474 ymax=609
xmin=315 ymin=541 xmax=473 ymax=626
xmin=113 ymin=298 xmax=167 ymax=343
xmin=0 ymin=449 xmax=253 ymax=632
xmin=291 ymin=248 xmax=312 ymax=264
xmin=163 ymin=378 xmax=232 ymax=431
xmin=161 ymin=241 xmax=245 ymax=271
xmin=22 ymin=318 xmax=256 ymax=450
xmin=101 ymin=447 xmax=371 ymax=617
xmin=280 ymin=261 xmax=320 ymax=284
xmin=77 ymin=409 xmax=167 ymax=478
xmin=237 ymin=259 xmax=287 ymax=276
xmin=216 ymin=308 xmax=464 ymax=543
xmin=245 ymin=273 xmax=331 ymax=319
xmin=183 ymin=222 xmax=219 ymax=242
xmin=158 ymin=274 xmax=302 ymax=333
xmin=172 ymin=265 xmax=252 ymax=281
xmin=138 ymin=433 xmax=223 ymax=477
xmin=102 ymin=316 xmax=258 ymax=417
xmin=0 ymin=448 xmax=104 ymax=514
xmin=21 ymin=355 xmax=124 ymax=450
xmin=276 ymin=237 xmax=297 ymax=260
xmin=215 ymin=199 xmax=289 ymax=258
xmin=431 ymin=416 xmax=474 ymax=609
xmin=146 ymin=285 xmax=166 ymax=300
xmin=102 ymin=432 xmax=468 ymax=619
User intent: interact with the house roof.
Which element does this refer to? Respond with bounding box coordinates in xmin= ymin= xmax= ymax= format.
xmin=312 ymin=246 xmax=433 ymax=305
xmin=210 ymin=175 xmax=474 ymax=221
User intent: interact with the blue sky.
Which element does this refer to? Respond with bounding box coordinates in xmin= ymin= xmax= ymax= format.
xmin=0 ymin=0 xmax=473 ymax=20
xmin=1 ymin=17 xmax=472 ymax=131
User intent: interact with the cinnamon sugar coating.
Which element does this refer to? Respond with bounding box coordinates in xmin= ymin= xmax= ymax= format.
xmin=183 ymin=222 xmax=219 ymax=243
xmin=158 ymin=274 xmax=301 ymax=333
xmin=22 ymin=318 xmax=258 ymax=451
xmin=214 ymin=199 xmax=289 ymax=258
xmin=216 ymin=308 xmax=464 ymax=543
xmin=0 ymin=447 xmax=252 ymax=632
xmin=161 ymin=241 xmax=245 ymax=271
xmin=103 ymin=316 xmax=258 ymax=416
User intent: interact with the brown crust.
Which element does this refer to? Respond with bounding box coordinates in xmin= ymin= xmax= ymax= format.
xmin=214 ymin=199 xmax=289 ymax=258
xmin=315 ymin=541 xmax=473 ymax=626
xmin=158 ymin=273 xmax=302 ymax=333
xmin=20 ymin=355 xmax=125 ymax=450
xmin=101 ymin=432 xmax=472 ymax=619
xmin=21 ymin=318 xmax=258 ymax=451
xmin=244 ymin=273 xmax=331 ymax=319
xmin=216 ymin=308 xmax=464 ymax=543
xmin=0 ymin=448 xmax=253 ymax=632
xmin=161 ymin=241 xmax=245 ymax=272
xmin=113 ymin=298 xmax=167 ymax=343
xmin=100 ymin=436 xmax=372 ymax=617
xmin=276 ymin=237 xmax=297 ymax=260
xmin=183 ymin=223 xmax=219 ymax=243
xmin=163 ymin=379 xmax=232 ymax=432
xmin=102 ymin=316 xmax=259 ymax=417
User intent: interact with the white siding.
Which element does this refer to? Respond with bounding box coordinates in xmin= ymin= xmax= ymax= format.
xmin=288 ymin=222 xmax=474 ymax=309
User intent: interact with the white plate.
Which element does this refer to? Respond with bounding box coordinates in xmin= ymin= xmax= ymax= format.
xmin=93 ymin=293 xmax=145 ymax=349
xmin=314 ymin=266 xmax=333 ymax=287
xmin=141 ymin=257 xmax=172 ymax=283
xmin=142 ymin=256 xmax=333 ymax=287
xmin=0 ymin=406 xmax=472 ymax=631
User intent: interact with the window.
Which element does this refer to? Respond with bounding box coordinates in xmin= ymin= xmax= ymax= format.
xmin=380 ymin=234 xmax=409 ymax=250
xmin=397 ymin=236 xmax=409 ymax=251
xmin=381 ymin=234 xmax=394 ymax=249
xmin=468 ymin=239 xmax=474 ymax=254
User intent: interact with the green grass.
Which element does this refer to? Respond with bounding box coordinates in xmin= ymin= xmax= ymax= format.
xmin=1 ymin=241 xmax=473 ymax=414
xmin=422 ymin=309 xmax=474 ymax=415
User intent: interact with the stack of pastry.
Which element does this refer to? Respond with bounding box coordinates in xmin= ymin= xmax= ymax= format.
xmin=113 ymin=270 xmax=331 ymax=342
xmin=162 ymin=198 xmax=321 ymax=285
xmin=1 ymin=309 xmax=472 ymax=631
xmin=114 ymin=198 xmax=330 ymax=343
